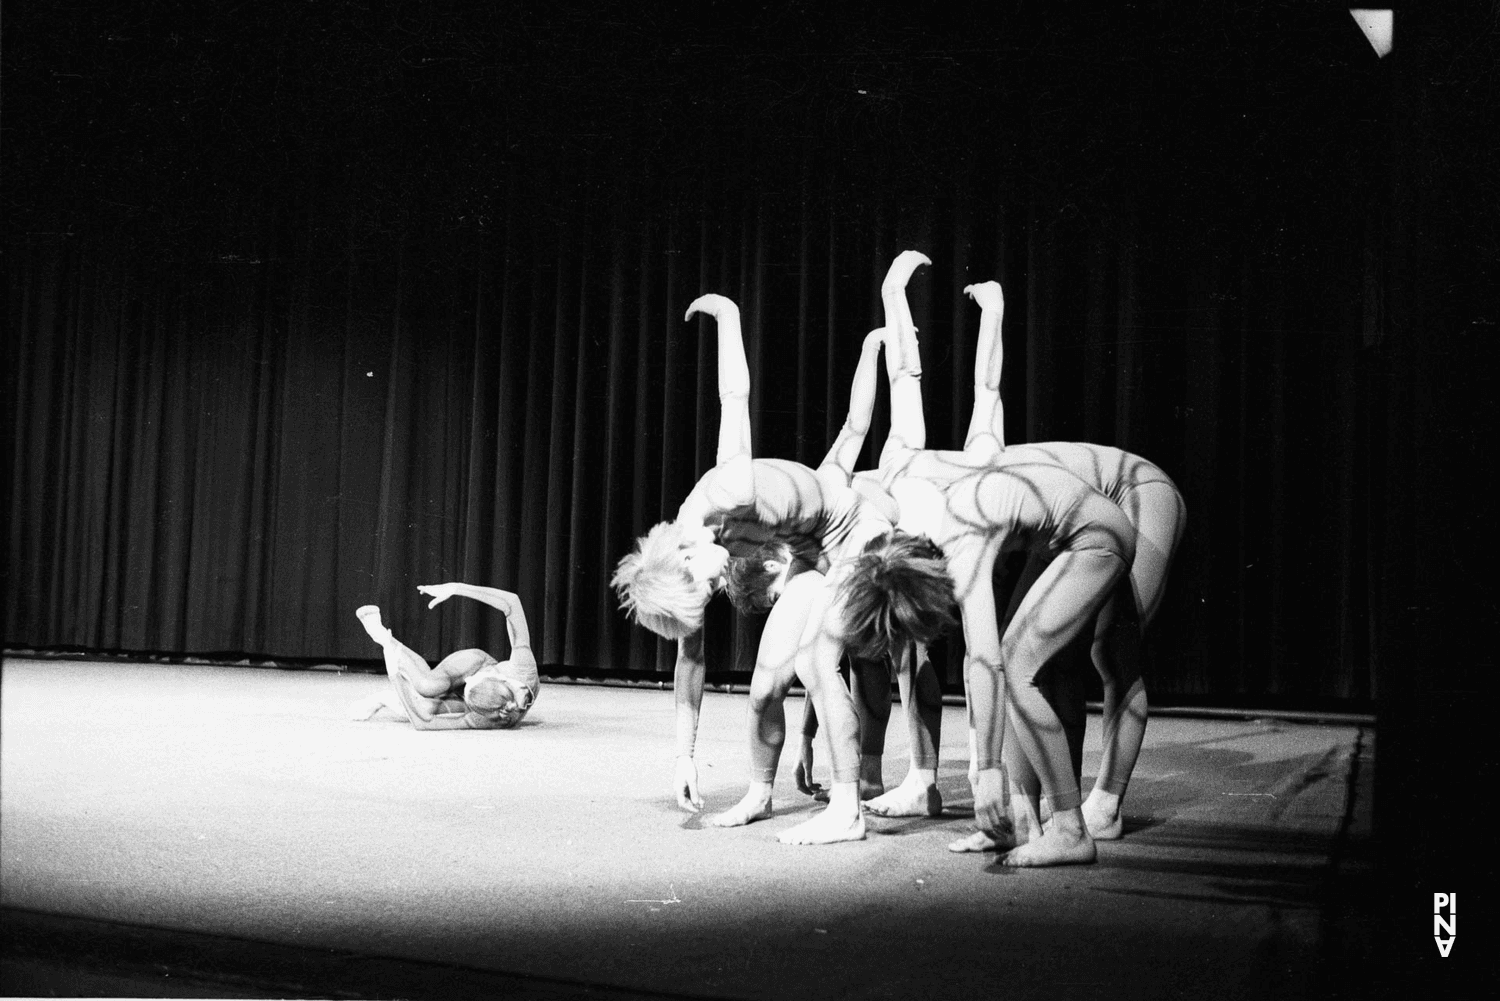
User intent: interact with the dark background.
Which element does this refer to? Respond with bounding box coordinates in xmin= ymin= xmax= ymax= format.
xmin=4 ymin=2 xmax=1496 ymax=984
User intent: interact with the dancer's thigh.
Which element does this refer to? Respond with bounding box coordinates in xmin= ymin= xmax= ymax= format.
xmin=755 ymin=572 xmax=824 ymax=690
xmin=1118 ymin=481 xmax=1185 ymax=626
xmin=1002 ymin=550 xmax=1126 ymax=672
xmin=433 ymin=648 xmax=493 ymax=683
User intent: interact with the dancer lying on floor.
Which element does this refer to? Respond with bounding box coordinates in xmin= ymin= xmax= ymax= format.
xmin=781 ymin=266 xmax=1186 ymax=843
xmin=612 ymin=291 xmax=897 ymax=844
xmin=832 ymin=255 xmax=1148 ymax=866
xmin=352 ymin=583 xmax=540 ymax=730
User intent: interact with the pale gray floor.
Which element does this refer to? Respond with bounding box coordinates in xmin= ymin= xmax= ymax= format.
xmin=1 ymin=657 xmax=1373 ymax=1000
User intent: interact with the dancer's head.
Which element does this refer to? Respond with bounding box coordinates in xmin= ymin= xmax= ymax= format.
xmin=612 ymin=521 xmax=727 ymax=639
xmin=838 ymin=531 xmax=958 ymax=662
xmin=724 ymin=534 xmax=823 ymax=615
xmin=463 ymin=672 xmax=529 ymax=728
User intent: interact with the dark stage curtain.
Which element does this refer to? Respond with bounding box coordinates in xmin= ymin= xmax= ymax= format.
xmin=3 ymin=6 xmax=1487 ymax=710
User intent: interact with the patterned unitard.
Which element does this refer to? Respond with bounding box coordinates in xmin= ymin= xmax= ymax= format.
xmin=865 ymin=253 xmax=1167 ymax=824
xmin=657 ymin=301 xmax=893 ymax=790
xmin=868 ymin=441 xmax=1185 ymax=798
xmin=878 ymin=454 xmax=1137 ymax=810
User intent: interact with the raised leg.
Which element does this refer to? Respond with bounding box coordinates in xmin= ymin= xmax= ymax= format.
xmin=355 ymin=606 xmax=451 ymax=720
xmin=685 ymin=294 xmax=752 ymax=467
xmin=879 ymin=251 xmax=931 ymax=461
xmin=961 ymin=280 xmax=1006 ymax=458
xmin=820 ymin=328 xmax=887 ymax=480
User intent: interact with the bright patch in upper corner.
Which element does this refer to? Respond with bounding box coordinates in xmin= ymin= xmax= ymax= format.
xmin=1349 ymin=9 xmax=1393 ymax=58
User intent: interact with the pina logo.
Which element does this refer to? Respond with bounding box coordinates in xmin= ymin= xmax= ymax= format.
xmin=1433 ymin=893 xmax=1456 ymax=957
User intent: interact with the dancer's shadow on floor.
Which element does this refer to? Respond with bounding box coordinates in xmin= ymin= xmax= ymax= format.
xmin=668 ymin=786 xmax=821 ymax=830
xmin=866 ymin=816 xmax=956 ymax=837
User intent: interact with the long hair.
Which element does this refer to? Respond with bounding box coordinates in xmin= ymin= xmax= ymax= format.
xmin=838 ymin=532 xmax=958 ymax=662
xmin=724 ymin=533 xmax=823 ymax=615
xmin=611 ymin=521 xmax=707 ymax=639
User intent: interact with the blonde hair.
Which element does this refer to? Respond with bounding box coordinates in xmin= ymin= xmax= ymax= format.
xmin=612 ymin=521 xmax=709 ymax=639
xmin=465 ymin=676 xmax=513 ymax=711
xmin=465 ymin=676 xmax=524 ymax=728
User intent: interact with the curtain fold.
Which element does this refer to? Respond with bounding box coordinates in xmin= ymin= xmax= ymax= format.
xmin=4 ymin=168 xmax=1392 ymax=702
xmin=4 ymin=6 xmax=1421 ymax=705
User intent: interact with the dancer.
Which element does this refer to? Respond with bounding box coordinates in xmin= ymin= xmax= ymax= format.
xmin=847 ymin=273 xmax=1186 ymax=842
xmin=723 ymin=532 xmax=839 ymax=801
xmin=846 ymin=448 xmax=1184 ymax=840
xmin=352 ymin=583 xmax=539 ymax=730
xmin=831 ymin=254 xmax=1146 ymax=867
xmin=721 ymin=260 xmax=1186 ymax=849
xmin=612 ymin=295 xmax=896 ymax=844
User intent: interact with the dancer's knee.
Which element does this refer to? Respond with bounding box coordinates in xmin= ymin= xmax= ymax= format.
xmin=748 ymin=672 xmax=793 ymax=714
xmin=435 ymin=648 xmax=490 ymax=675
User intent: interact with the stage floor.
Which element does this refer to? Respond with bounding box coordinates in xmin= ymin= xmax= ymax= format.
xmin=1 ymin=657 xmax=1376 ymax=1000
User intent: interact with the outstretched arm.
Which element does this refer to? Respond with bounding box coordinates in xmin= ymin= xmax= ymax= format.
xmin=418 ymin=583 xmax=532 ymax=651
xmin=818 ymin=328 xmax=885 ymax=483
xmin=961 ymin=281 xmax=1006 ymax=458
xmin=673 ymin=628 xmax=708 ymax=811
xmin=952 ymin=545 xmax=1010 ymax=839
xmin=795 ymin=696 xmax=823 ymax=797
xmin=679 ymin=294 xmax=754 ymax=525
xmin=879 ymin=251 xmax=931 ymax=466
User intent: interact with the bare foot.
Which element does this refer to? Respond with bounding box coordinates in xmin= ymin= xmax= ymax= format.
xmin=963 ymin=281 xmax=1004 ymax=312
xmin=1000 ymin=824 xmax=1096 ymax=867
xmin=1082 ymin=790 xmax=1125 ymax=840
xmin=355 ymin=605 xmax=391 ymax=645
xmin=947 ymin=828 xmax=1016 ymax=853
xmin=777 ymin=806 xmax=866 ymax=845
xmin=347 ymin=694 xmax=388 ymax=720
xmin=708 ymin=786 xmax=773 ymax=828
xmin=866 ymin=775 xmax=942 ymax=818
xmin=882 ymin=250 xmax=932 ymax=292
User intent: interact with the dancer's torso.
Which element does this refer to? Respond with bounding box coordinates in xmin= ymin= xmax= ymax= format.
xmin=687 ymin=458 xmax=893 ymax=567
xmin=996 ymin=442 xmax=1177 ymax=506
xmin=877 ymin=449 xmax=1136 ymax=564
